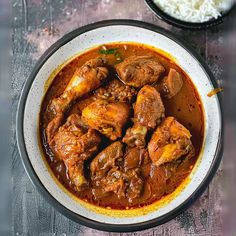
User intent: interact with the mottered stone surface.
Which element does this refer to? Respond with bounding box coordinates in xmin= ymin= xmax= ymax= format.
xmin=12 ymin=0 xmax=236 ymax=235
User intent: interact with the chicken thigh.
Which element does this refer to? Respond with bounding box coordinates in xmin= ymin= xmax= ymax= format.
xmin=90 ymin=142 xmax=123 ymax=183
xmin=90 ymin=142 xmax=145 ymax=202
xmin=49 ymin=114 xmax=101 ymax=190
xmin=123 ymin=148 xmax=150 ymax=201
xmin=90 ymin=142 xmax=125 ymax=198
xmin=116 ymin=56 xmax=165 ymax=88
xmin=82 ymin=99 xmax=130 ymax=140
xmin=123 ymin=85 xmax=165 ymax=147
xmin=148 ymin=117 xmax=194 ymax=167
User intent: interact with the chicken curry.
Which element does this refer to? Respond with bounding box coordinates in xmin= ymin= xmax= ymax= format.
xmin=40 ymin=43 xmax=204 ymax=209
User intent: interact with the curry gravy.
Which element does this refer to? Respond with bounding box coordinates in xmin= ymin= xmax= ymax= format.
xmin=40 ymin=43 xmax=204 ymax=209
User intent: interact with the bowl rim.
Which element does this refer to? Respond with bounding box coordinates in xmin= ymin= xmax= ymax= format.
xmin=16 ymin=19 xmax=223 ymax=232
xmin=145 ymin=0 xmax=233 ymax=29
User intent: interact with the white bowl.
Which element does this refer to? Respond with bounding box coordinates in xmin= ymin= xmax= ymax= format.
xmin=16 ymin=20 xmax=222 ymax=232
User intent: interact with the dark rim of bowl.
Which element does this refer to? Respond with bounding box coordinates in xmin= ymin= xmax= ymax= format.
xmin=145 ymin=0 xmax=233 ymax=29
xmin=16 ymin=19 xmax=223 ymax=232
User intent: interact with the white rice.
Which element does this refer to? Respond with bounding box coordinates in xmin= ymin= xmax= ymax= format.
xmin=153 ymin=0 xmax=233 ymax=23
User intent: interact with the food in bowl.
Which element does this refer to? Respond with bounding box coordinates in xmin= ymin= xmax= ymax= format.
xmin=153 ymin=0 xmax=233 ymax=23
xmin=39 ymin=42 xmax=204 ymax=210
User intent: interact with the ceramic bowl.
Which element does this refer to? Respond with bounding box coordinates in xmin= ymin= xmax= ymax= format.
xmin=16 ymin=20 xmax=222 ymax=232
xmin=145 ymin=0 xmax=233 ymax=29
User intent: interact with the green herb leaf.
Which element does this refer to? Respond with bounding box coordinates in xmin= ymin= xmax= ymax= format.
xmin=99 ymin=48 xmax=118 ymax=55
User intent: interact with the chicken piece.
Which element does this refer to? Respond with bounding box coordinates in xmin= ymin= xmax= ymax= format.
xmin=90 ymin=142 xmax=144 ymax=202
xmin=82 ymin=99 xmax=130 ymax=140
xmin=123 ymin=169 xmax=143 ymax=201
xmin=90 ymin=141 xmax=124 ymax=182
xmin=101 ymin=168 xmax=126 ymax=198
xmin=123 ymin=148 xmax=149 ymax=201
xmin=123 ymin=147 xmax=150 ymax=172
xmin=93 ymin=167 xmax=143 ymax=202
xmin=116 ymin=56 xmax=165 ymax=88
xmin=48 ymin=58 xmax=108 ymax=116
xmin=123 ymin=85 xmax=165 ymax=147
xmin=148 ymin=117 xmax=194 ymax=167
xmin=123 ymin=125 xmax=148 ymax=148
xmin=46 ymin=58 xmax=108 ymax=143
xmin=134 ymin=85 xmax=165 ymax=128
xmin=147 ymin=164 xmax=170 ymax=199
xmin=94 ymin=79 xmax=137 ymax=103
xmin=158 ymin=68 xmax=183 ymax=99
xmin=49 ymin=114 xmax=101 ymax=190
xmin=50 ymin=114 xmax=101 ymax=161
xmin=65 ymin=158 xmax=88 ymax=191
xmin=90 ymin=142 xmax=125 ymax=198
xmin=123 ymin=147 xmax=152 ymax=201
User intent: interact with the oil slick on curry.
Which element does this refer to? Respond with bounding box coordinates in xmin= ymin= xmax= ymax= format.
xmin=39 ymin=43 xmax=204 ymax=211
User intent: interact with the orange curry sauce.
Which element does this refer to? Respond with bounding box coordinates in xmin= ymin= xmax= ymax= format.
xmin=39 ymin=43 xmax=204 ymax=209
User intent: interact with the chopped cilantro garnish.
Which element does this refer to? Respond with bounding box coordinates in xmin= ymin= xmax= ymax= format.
xmin=98 ymin=47 xmax=123 ymax=63
xmin=99 ymin=48 xmax=118 ymax=54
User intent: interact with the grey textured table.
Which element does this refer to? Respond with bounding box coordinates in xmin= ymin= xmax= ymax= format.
xmin=12 ymin=0 xmax=236 ymax=235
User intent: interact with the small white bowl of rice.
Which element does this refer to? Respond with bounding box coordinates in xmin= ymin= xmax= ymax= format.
xmin=145 ymin=0 xmax=234 ymax=29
